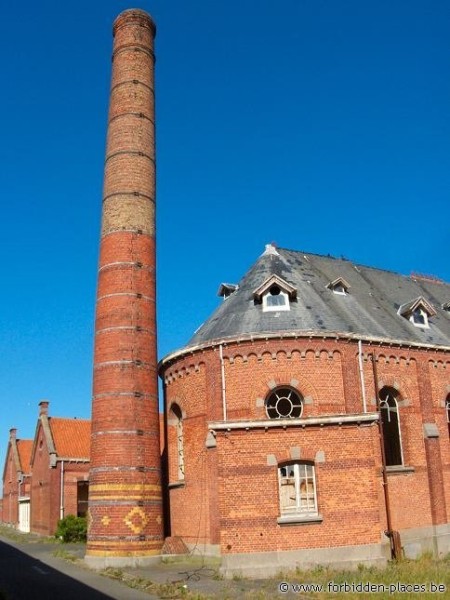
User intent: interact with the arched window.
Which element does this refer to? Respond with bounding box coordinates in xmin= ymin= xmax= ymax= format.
xmin=379 ymin=387 xmax=403 ymax=466
xmin=265 ymin=387 xmax=303 ymax=419
xmin=169 ymin=404 xmax=184 ymax=481
xmin=446 ymin=394 xmax=450 ymax=439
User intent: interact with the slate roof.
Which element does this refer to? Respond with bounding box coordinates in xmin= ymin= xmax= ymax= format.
xmin=49 ymin=418 xmax=91 ymax=459
xmin=187 ymin=245 xmax=450 ymax=349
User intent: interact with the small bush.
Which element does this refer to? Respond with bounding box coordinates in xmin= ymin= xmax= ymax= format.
xmin=55 ymin=515 xmax=87 ymax=543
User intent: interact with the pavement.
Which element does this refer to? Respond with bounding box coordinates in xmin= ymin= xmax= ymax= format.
xmin=0 ymin=528 xmax=293 ymax=599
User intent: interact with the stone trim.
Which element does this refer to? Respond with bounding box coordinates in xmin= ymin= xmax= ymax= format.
xmin=277 ymin=513 xmax=323 ymax=525
xmin=208 ymin=413 xmax=378 ymax=431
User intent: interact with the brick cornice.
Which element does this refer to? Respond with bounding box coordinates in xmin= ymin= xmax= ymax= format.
xmin=159 ymin=331 xmax=450 ymax=373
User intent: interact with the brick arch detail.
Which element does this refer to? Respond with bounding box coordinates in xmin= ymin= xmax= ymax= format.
xmin=164 ymin=360 xmax=205 ymax=384
xmin=274 ymin=449 xmax=317 ymax=464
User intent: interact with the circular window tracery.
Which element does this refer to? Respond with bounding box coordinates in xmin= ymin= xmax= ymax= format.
xmin=265 ymin=387 xmax=303 ymax=419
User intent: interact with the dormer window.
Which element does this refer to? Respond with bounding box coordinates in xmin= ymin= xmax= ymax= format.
xmin=263 ymin=285 xmax=289 ymax=311
xmin=398 ymin=296 xmax=436 ymax=329
xmin=253 ymin=275 xmax=297 ymax=313
xmin=217 ymin=283 xmax=238 ymax=300
xmin=442 ymin=302 xmax=450 ymax=312
xmin=411 ymin=307 xmax=427 ymax=327
xmin=326 ymin=277 xmax=350 ymax=296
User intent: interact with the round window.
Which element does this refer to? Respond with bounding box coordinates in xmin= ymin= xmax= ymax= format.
xmin=265 ymin=387 xmax=303 ymax=419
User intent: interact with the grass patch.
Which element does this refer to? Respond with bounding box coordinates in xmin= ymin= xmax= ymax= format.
xmin=281 ymin=555 xmax=450 ymax=599
xmin=0 ymin=524 xmax=56 ymax=544
xmin=100 ymin=567 xmax=210 ymax=599
xmin=52 ymin=548 xmax=80 ymax=563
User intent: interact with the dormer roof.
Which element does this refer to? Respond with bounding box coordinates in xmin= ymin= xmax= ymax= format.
xmin=253 ymin=274 xmax=297 ymax=302
xmin=217 ymin=283 xmax=239 ymax=298
xmin=398 ymin=296 xmax=437 ymax=319
xmin=326 ymin=277 xmax=351 ymax=293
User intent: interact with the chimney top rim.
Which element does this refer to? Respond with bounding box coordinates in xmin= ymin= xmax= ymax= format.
xmin=113 ymin=9 xmax=156 ymax=35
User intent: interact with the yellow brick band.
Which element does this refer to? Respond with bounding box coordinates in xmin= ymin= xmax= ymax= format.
xmin=90 ymin=494 xmax=162 ymax=501
xmin=89 ymin=483 xmax=161 ymax=492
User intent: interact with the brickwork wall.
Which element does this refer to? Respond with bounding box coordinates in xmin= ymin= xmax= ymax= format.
xmin=87 ymin=8 xmax=163 ymax=559
xmin=30 ymin=426 xmax=53 ymax=535
xmin=164 ymin=363 xmax=212 ymax=546
xmin=216 ymin=425 xmax=381 ymax=554
xmin=2 ymin=446 xmax=18 ymax=525
xmin=162 ymin=336 xmax=449 ymax=554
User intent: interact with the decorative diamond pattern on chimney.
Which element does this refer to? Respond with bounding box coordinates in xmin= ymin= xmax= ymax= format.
xmin=86 ymin=9 xmax=163 ymax=564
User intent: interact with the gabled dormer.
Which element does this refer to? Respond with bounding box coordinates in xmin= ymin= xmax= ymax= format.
xmin=253 ymin=274 xmax=297 ymax=312
xmin=326 ymin=277 xmax=350 ymax=296
xmin=398 ymin=296 xmax=436 ymax=329
xmin=217 ymin=283 xmax=239 ymax=300
xmin=442 ymin=301 xmax=450 ymax=312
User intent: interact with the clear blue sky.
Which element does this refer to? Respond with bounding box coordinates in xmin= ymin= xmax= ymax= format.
xmin=1 ymin=0 xmax=449 ymax=477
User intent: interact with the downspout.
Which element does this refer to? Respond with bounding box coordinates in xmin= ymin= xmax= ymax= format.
xmin=358 ymin=340 xmax=367 ymax=413
xmin=59 ymin=460 xmax=65 ymax=520
xmin=371 ymin=353 xmax=399 ymax=560
xmin=219 ymin=344 xmax=227 ymax=421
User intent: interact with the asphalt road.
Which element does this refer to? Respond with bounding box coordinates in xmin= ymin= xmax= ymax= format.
xmin=0 ymin=538 xmax=157 ymax=600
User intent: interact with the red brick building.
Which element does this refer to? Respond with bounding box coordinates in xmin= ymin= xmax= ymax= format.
xmin=1 ymin=429 xmax=32 ymax=532
xmin=29 ymin=401 xmax=90 ymax=536
xmin=159 ymin=244 xmax=450 ymax=576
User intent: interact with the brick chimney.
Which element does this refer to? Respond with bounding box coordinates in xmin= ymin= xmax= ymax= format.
xmin=39 ymin=401 xmax=49 ymax=416
xmin=86 ymin=9 xmax=163 ymax=566
xmin=9 ymin=428 xmax=17 ymax=441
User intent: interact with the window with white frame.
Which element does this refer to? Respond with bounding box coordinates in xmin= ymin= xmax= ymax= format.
xmin=446 ymin=394 xmax=450 ymax=439
xmin=262 ymin=285 xmax=290 ymax=312
xmin=265 ymin=387 xmax=303 ymax=419
xmin=332 ymin=283 xmax=347 ymax=295
xmin=410 ymin=307 xmax=429 ymax=328
xmin=169 ymin=404 xmax=184 ymax=480
xmin=379 ymin=387 xmax=403 ymax=466
xmin=278 ymin=462 xmax=318 ymax=517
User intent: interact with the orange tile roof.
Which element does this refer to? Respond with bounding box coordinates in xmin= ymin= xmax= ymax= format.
xmin=49 ymin=418 xmax=91 ymax=459
xmin=17 ymin=440 xmax=33 ymax=472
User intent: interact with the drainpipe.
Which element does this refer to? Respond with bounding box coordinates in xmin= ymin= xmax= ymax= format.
xmin=59 ymin=461 xmax=65 ymax=520
xmin=219 ymin=344 xmax=227 ymax=421
xmin=371 ymin=353 xmax=398 ymax=560
xmin=358 ymin=340 xmax=367 ymax=413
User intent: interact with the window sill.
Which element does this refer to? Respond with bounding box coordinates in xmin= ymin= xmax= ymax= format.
xmin=168 ymin=480 xmax=185 ymax=489
xmin=385 ymin=466 xmax=415 ymax=475
xmin=277 ymin=514 xmax=323 ymax=525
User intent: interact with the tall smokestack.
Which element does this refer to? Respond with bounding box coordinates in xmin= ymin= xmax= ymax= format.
xmin=86 ymin=9 xmax=162 ymax=566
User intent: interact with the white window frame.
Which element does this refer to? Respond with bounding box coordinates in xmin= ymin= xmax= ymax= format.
xmin=277 ymin=463 xmax=319 ymax=523
xmin=409 ymin=307 xmax=429 ymax=328
xmin=169 ymin=404 xmax=185 ymax=482
xmin=265 ymin=387 xmax=303 ymax=419
xmin=262 ymin=288 xmax=290 ymax=312
xmin=380 ymin=391 xmax=404 ymax=467
xmin=176 ymin=416 xmax=185 ymax=480
xmin=446 ymin=396 xmax=450 ymax=438
xmin=332 ymin=283 xmax=347 ymax=295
